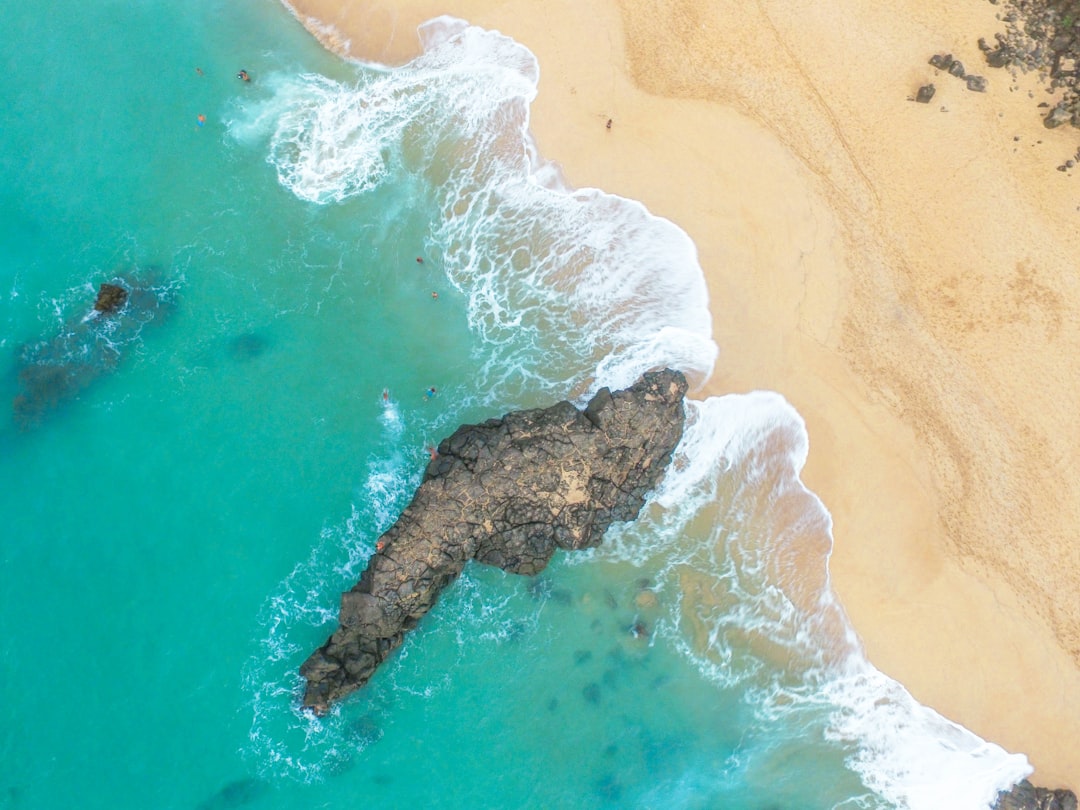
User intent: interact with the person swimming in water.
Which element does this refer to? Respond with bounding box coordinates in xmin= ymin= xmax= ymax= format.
xmin=237 ymin=69 xmax=250 ymax=82
xmin=425 ymin=387 xmax=437 ymax=399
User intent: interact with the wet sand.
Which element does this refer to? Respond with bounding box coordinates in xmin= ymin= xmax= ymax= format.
xmin=281 ymin=0 xmax=1080 ymax=788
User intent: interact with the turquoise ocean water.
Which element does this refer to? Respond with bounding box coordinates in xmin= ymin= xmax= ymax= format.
xmin=0 ymin=1 xmax=1033 ymax=808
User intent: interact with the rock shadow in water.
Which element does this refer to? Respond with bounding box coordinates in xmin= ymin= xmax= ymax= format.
xmin=527 ymin=577 xmax=573 ymax=606
xmin=582 ymin=682 xmax=602 ymax=705
xmin=195 ymin=777 xmax=268 ymax=810
xmin=227 ymin=332 xmax=269 ymax=363
xmin=595 ymin=774 xmax=623 ymax=803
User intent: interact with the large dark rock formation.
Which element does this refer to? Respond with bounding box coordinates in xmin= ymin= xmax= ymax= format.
xmin=12 ymin=268 xmax=174 ymax=429
xmin=300 ymin=369 xmax=688 ymax=712
xmin=996 ymin=780 xmax=1078 ymax=810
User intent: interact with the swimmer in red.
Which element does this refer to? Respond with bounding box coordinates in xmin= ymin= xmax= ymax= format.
xmin=237 ymin=69 xmax=250 ymax=82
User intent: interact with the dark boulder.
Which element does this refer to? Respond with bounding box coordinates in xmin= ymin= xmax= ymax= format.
xmin=995 ymin=779 xmax=1078 ymax=810
xmin=299 ymin=369 xmax=689 ymax=712
xmin=987 ymin=48 xmax=1012 ymax=68
xmin=916 ymin=84 xmax=937 ymax=103
xmin=930 ymin=52 xmax=955 ymax=70
xmin=1044 ymin=103 xmax=1073 ymax=128
xmin=967 ymin=75 xmax=989 ymax=92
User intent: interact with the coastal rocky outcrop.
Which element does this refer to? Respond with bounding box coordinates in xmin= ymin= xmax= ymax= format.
xmin=995 ymin=779 xmax=1078 ymax=810
xmin=977 ymin=0 xmax=1080 ymax=128
xmin=12 ymin=268 xmax=175 ymax=429
xmin=300 ymin=369 xmax=689 ymax=712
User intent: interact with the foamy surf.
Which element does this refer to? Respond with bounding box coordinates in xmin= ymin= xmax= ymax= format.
xmin=240 ymin=15 xmax=1033 ymax=808
xmin=230 ymin=17 xmax=715 ymax=405
xmin=589 ymin=395 xmax=1032 ymax=809
xmin=242 ymin=454 xmax=419 ymax=780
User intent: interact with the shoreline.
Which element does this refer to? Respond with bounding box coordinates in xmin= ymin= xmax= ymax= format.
xmin=280 ymin=0 xmax=1080 ymax=789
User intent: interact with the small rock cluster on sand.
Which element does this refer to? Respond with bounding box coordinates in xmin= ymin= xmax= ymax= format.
xmin=979 ymin=0 xmax=1080 ymax=128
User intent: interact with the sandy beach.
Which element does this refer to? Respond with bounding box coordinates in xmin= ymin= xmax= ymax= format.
xmin=282 ymin=0 xmax=1080 ymax=789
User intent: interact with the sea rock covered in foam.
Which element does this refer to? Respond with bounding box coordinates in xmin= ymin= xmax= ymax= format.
xmin=300 ymin=369 xmax=688 ymax=712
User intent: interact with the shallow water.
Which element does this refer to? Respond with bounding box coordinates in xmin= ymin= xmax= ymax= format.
xmin=0 ymin=2 xmax=1030 ymax=808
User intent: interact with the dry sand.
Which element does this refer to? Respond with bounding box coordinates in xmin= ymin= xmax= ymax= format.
xmin=282 ymin=0 xmax=1080 ymax=789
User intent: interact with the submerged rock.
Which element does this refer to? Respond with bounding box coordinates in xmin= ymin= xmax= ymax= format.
xmin=12 ymin=268 xmax=175 ymax=429
xmin=979 ymin=0 xmax=1080 ymax=131
xmin=635 ymin=588 xmax=659 ymax=610
xmin=195 ymin=777 xmax=269 ymax=810
xmin=93 ymin=283 xmax=128 ymax=314
xmin=300 ymin=369 xmax=688 ymax=712
xmin=582 ymin=682 xmax=602 ymax=705
xmin=228 ymin=332 xmax=269 ymax=362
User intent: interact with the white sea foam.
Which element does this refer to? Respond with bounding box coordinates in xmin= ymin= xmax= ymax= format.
xmin=820 ymin=660 xmax=1031 ymax=810
xmin=236 ymin=17 xmax=715 ymax=403
xmin=594 ymin=395 xmax=1031 ymax=809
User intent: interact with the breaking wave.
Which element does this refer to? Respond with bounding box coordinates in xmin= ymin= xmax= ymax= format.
xmin=587 ymin=395 xmax=1032 ymax=809
xmin=229 ymin=17 xmax=715 ymax=404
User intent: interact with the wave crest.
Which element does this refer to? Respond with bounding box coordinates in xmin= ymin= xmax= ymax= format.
xmin=234 ymin=19 xmax=715 ymax=399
